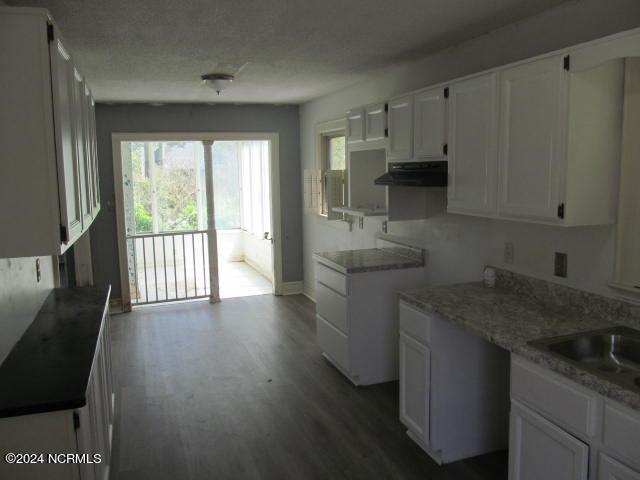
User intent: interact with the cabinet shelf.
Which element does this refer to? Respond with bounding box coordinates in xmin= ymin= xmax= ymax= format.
xmin=332 ymin=206 xmax=388 ymax=217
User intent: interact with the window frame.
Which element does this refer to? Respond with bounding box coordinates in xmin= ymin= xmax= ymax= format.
xmin=315 ymin=118 xmax=347 ymax=218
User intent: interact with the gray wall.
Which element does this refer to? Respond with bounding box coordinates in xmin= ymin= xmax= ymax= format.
xmin=300 ymin=0 xmax=640 ymax=300
xmin=91 ymin=103 xmax=302 ymax=300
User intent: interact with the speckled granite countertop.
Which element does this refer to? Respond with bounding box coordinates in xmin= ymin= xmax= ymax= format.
xmin=398 ymin=270 xmax=640 ymax=411
xmin=313 ymin=248 xmax=424 ymax=274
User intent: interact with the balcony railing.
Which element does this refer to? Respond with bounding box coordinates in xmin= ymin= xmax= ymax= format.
xmin=126 ymin=230 xmax=210 ymax=305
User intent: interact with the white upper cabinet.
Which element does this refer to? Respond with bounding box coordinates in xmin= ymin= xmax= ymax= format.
xmin=447 ymin=73 xmax=498 ymax=215
xmin=413 ymin=87 xmax=447 ymax=159
xmin=49 ymin=36 xmax=84 ymax=245
xmin=365 ymin=102 xmax=387 ymax=141
xmin=346 ymin=108 xmax=365 ymax=144
xmin=497 ymin=56 xmax=565 ymax=222
xmin=496 ymin=55 xmax=624 ymax=225
xmin=0 ymin=8 xmax=100 ymax=257
xmin=387 ymin=95 xmax=413 ymax=160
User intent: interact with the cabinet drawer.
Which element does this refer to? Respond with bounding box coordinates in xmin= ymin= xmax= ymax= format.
xmin=511 ymin=356 xmax=598 ymax=438
xmin=315 ymin=282 xmax=348 ymax=334
xmin=317 ymin=315 xmax=349 ymax=372
xmin=316 ymin=263 xmax=348 ymax=296
xmin=598 ymin=453 xmax=640 ymax=480
xmin=602 ymin=402 xmax=640 ymax=471
xmin=399 ymin=301 xmax=431 ymax=344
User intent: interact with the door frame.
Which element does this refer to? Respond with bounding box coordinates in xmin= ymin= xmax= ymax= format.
xmin=112 ymin=132 xmax=283 ymax=311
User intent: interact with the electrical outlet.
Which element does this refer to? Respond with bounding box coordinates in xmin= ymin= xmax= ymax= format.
xmin=554 ymin=252 xmax=568 ymax=278
xmin=35 ymin=258 xmax=41 ymax=283
xmin=504 ymin=242 xmax=514 ymax=264
xmin=381 ymin=221 xmax=388 ymax=234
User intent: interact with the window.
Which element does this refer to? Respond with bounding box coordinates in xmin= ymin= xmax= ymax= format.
xmin=239 ymin=141 xmax=271 ymax=236
xmin=327 ymin=135 xmax=346 ymax=170
xmin=321 ymin=133 xmax=346 ymax=217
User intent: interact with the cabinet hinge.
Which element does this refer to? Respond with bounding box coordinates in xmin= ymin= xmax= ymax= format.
xmin=443 ymin=144 xmax=448 ymax=156
xmin=384 ymin=127 xmax=389 ymax=138
xmin=73 ymin=411 xmax=80 ymax=430
xmin=60 ymin=224 xmax=69 ymax=243
xmin=47 ymin=23 xmax=54 ymax=43
xmin=563 ymin=55 xmax=570 ymax=71
xmin=557 ymin=203 xmax=565 ymax=219
xmin=444 ymin=87 xmax=449 ymax=99
xmin=384 ymin=103 xmax=388 ymax=113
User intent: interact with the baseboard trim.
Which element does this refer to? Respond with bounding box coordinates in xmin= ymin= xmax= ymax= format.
xmin=281 ymin=281 xmax=304 ymax=295
xmin=303 ymin=292 xmax=316 ymax=303
xmin=109 ymin=297 xmax=125 ymax=315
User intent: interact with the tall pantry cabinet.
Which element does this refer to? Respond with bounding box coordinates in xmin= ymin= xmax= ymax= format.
xmin=0 ymin=7 xmax=100 ymax=258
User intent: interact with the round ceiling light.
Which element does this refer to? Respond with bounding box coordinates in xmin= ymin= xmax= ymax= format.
xmin=201 ymin=73 xmax=234 ymax=95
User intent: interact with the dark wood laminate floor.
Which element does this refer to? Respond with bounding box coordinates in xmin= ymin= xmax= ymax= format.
xmin=109 ymin=294 xmax=507 ymax=480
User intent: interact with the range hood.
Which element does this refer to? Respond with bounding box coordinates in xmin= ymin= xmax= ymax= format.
xmin=374 ymin=161 xmax=448 ymax=187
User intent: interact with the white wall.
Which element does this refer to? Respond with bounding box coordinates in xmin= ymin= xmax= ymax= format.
xmin=300 ymin=0 xmax=640 ymax=299
xmin=0 ymin=257 xmax=55 ymax=363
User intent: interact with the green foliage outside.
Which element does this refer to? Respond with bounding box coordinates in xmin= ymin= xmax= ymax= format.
xmin=130 ymin=141 xmax=241 ymax=234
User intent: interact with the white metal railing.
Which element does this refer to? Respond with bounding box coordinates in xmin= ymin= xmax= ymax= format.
xmin=126 ymin=230 xmax=210 ymax=305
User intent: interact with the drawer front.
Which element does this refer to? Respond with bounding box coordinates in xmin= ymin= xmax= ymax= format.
xmin=602 ymin=402 xmax=640 ymax=471
xmin=315 ymin=282 xmax=348 ymax=334
xmin=317 ymin=315 xmax=349 ymax=372
xmin=511 ymin=356 xmax=598 ymax=438
xmin=598 ymin=453 xmax=640 ymax=480
xmin=316 ymin=263 xmax=348 ymax=296
xmin=399 ymin=301 xmax=431 ymax=344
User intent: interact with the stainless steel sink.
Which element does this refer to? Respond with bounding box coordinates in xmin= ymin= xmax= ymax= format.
xmin=529 ymin=326 xmax=640 ymax=393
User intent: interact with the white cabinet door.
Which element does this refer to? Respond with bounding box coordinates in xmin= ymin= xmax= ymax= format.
xmin=87 ymin=93 xmax=100 ymax=217
xmin=399 ymin=332 xmax=430 ymax=445
xmin=388 ymin=95 xmax=413 ymax=160
xmin=413 ymin=87 xmax=446 ymax=159
xmin=49 ymin=36 xmax=83 ymax=245
xmin=365 ymin=103 xmax=387 ymax=141
xmin=509 ymin=400 xmax=589 ymax=480
xmin=346 ymin=108 xmax=365 ymax=144
xmin=447 ymin=73 xmax=498 ymax=215
xmin=498 ymin=55 xmax=566 ymax=222
xmin=599 ymin=454 xmax=640 ymax=480
xmin=72 ymin=69 xmax=92 ymax=227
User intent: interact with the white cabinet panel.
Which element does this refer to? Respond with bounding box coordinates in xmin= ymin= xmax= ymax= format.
xmin=509 ymin=400 xmax=589 ymax=480
xmin=365 ymin=103 xmax=387 ymax=141
xmin=413 ymin=87 xmax=446 ymax=159
xmin=498 ymin=55 xmax=566 ymax=222
xmin=388 ymin=95 xmax=413 ymax=160
xmin=399 ymin=332 xmax=430 ymax=444
xmin=447 ymin=73 xmax=498 ymax=215
xmin=602 ymin=401 xmax=640 ymax=471
xmin=346 ymin=108 xmax=365 ymax=144
xmin=317 ymin=314 xmax=349 ymax=372
xmin=315 ymin=281 xmax=348 ymax=334
xmin=50 ymin=36 xmax=83 ymax=245
xmin=599 ymin=454 xmax=640 ymax=480
xmin=73 ymin=70 xmax=92 ymax=227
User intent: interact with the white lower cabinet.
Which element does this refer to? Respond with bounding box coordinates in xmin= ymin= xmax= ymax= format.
xmin=398 ymin=301 xmax=510 ymax=464
xmin=509 ymin=400 xmax=589 ymax=480
xmin=314 ymin=260 xmax=425 ymax=386
xmin=510 ymin=356 xmax=640 ymax=480
xmin=399 ymin=332 xmax=430 ymax=444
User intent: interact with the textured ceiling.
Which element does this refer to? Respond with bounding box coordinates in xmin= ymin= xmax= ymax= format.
xmin=8 ymin=0 xmax=569 ymax=103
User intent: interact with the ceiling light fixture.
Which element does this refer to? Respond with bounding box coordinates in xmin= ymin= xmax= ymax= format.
xmin=201 ymin=73 xmax=234 ymax=95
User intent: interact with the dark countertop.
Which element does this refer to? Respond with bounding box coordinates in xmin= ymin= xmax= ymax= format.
xmin=398 ymin=278 xmax=640 ymax=411
xmin=313 ymin=248 xmax=424 ymax=274
xmin=0 ymin=286 xmax=111 ymax=418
